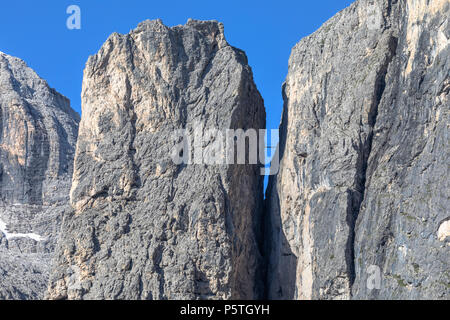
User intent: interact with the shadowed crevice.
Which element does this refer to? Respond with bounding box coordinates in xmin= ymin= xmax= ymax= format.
xmin=346 ymin=36 xmax=398 ymax=291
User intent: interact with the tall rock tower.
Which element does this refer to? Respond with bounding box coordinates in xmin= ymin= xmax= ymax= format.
xmin=47 ymin=19 xmax=266 ymax=300
xmin=266 ymin=0 xmax=449 ymax=300
xmin=0 ymin=52 xmax=79 ymax=299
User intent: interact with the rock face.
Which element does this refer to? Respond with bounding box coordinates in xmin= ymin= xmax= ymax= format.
xmin=0 ymin=52 xmax=79 ymax=299
xmin=47 ymin=19 xmax=265 ymax=300
xmin=266 ymin=0 xmax=449 ymax=300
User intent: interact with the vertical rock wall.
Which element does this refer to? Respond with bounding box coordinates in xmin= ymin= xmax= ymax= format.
xmin=47 ymin=19 xmax=266 ymax=300
xmin=0 ymin=52 xmax=79 ymax=299
xmin=266 ymin=0 xmax=449 ymax=300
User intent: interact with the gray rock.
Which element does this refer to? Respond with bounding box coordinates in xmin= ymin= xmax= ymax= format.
xmin=0 ymin=52 xmax=79 ymax=299
xmin=266 ymin=0 xmax=449 ymax=300
xmin=46 ymin=19 xmax=265 ymax=300
xmin=3 ymin=0 xmax=447 ymax=301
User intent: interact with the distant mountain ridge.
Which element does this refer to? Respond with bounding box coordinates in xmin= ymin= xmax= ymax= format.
xmin=0 ymin=51 xmax=79 ymax=299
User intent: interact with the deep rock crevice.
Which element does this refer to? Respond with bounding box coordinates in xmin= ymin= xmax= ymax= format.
xmin=347 ymin=35 xmax=399 ymax=291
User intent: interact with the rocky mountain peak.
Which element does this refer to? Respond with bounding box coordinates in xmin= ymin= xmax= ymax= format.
xmin=47 ymin=19 xmax=265 ymax=300
xmin=0 ymin=52 xmax=79 ymax=299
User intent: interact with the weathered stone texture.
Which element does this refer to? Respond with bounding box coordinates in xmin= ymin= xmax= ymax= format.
xmin=0 ymin=52 xmax=79 ymax=299
xmin=47 ymin=19 xmax=265 ymax=300
xmin=266 ymin=0 xmax=449 ymax=300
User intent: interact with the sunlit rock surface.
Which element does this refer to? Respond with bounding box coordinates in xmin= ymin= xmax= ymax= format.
xmin=0 ymin=52 xmax=79 ymax=299
xmin=47 ymin=19 xmax=266 ymax=300
xmin=266 ymin=0 xmax=449 ymax=300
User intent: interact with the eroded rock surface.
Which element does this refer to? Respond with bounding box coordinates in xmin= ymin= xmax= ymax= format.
xmin=47 ymin=19 xmax=265 ymax=300
xmin=0 ymin=52 xmax=79 ymax=299
xmin=266 ymin=0 xmax=449 ymax=300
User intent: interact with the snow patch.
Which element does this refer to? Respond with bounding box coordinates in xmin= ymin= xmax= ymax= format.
xmin=438 ymin=220 xmax=450 ymax=242
xmin=0 ymin=217 xmax=45 ymax=242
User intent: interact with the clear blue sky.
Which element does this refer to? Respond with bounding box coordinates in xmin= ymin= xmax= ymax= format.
xmin=1 ymin=0 xmax=354 ymax=188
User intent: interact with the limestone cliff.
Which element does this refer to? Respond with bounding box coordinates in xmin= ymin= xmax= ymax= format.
xmin=47 ymin=19 xmax=265 ymax=300
xmin=266 ymin=0 xmax=449 ymax=300
xmin=3 ymin=0 xmax=448 ymax=301
xmin=0 ymin=52 xmax=79 ymax=299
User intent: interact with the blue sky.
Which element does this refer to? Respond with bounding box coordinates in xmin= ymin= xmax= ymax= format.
xmin=1 ymin=0 xmax=354 ymax=188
